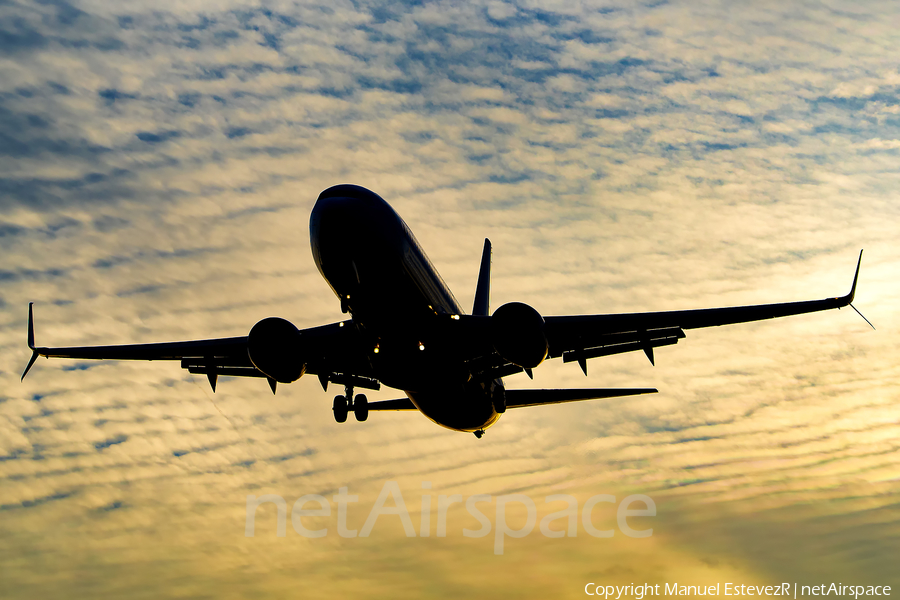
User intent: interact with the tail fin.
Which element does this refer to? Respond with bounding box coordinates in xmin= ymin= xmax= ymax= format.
xmin=473 ymin=239 xmax=491 ymax=316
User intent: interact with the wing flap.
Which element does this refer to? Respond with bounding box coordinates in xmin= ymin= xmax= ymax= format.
xmin=561 ymin=327 xmax=684 ymax=366
xmin=186 ymin=366 xmax=267 ymax=378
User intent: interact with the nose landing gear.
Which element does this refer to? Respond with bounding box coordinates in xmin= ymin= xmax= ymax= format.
xmin=332 ymin=385 xmax=369 ymax=423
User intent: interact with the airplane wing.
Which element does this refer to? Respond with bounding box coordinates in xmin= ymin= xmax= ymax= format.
xmin=543 ymin=251 xmax=868 ymax=374
xmin=21 ymin=305 xmax=376 ymax=394
xmin=458 ymin=251 xmax=867 ymax=382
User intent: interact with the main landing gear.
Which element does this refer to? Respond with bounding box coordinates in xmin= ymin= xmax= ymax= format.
xmin=333 ymin=385 xmax=368 ymax=423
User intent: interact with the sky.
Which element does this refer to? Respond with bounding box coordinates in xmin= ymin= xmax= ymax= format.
xmin=1 ymin=0 xmax=898 ymax=597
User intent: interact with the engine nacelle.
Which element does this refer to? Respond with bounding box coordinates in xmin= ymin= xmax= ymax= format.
xmin=490 ymin=302 xmax=548 ymax=369
xmin=247 ymin=317 xmax=307 ymax=383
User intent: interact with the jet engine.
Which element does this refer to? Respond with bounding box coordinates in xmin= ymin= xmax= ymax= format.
xmin=247 ymin=317 xmax=307 ymax=383
xmin=490 ymin=302 xmax=548 ymax=369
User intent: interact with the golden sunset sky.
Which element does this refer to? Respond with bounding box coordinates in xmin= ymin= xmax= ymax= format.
xmin=1 ymin=0 xmax=898 ymax=597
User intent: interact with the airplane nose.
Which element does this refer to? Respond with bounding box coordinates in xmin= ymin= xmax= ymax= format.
xmin=310 ymin=185 xmax=387 ymax=242
xmin=311 ymin=195 xmax=363 ymax=236
xmin=317 ymin=184 xmax=385 ymax=204
xmin=309 ymin=185 xmax=405 ymax=276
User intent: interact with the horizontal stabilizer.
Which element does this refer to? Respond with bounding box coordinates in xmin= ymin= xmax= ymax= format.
xmin=506 ymin=387 xmax=657 ymax=409
xmin=367 ymin=398 xmax=418 ymax=411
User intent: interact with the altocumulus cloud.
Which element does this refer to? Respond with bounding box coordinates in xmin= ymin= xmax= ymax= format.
xmin=0 ymin=0 xmax=898 ymax=597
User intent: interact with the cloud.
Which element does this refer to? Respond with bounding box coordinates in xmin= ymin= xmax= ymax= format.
xmin=0 ymin=0 xmax=898 ymax=596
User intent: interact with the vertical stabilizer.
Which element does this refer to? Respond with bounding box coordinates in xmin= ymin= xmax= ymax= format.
xmin=473 ymin=239 xmax=491 ymax=316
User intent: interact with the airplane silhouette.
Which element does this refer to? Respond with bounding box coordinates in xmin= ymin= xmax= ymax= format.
xmin=22 ymin=184 xmax=870 ymax=437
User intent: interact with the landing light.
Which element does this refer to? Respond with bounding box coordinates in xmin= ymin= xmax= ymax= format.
xmin=339 ymin=322 xmax=344 ymax=328
xmin=451 ymin=315 xmax=459 ymax=320
xmin=374 ymin=346 xmax=380 ymax=354
xmin=418 ymin=343 xmax=425 ymax=351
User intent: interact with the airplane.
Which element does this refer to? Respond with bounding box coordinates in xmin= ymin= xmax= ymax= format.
xmin=21 ymin=184 xmax=871 ymax=438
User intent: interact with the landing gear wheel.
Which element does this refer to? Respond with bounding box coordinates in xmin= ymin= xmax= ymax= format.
xmin=354 ymin=394 xmax=369 ymax=422
xmin=333 ymin=395 xmax=348 ymax=423
xmin=474 ymin=429 xmax=484 ymax=439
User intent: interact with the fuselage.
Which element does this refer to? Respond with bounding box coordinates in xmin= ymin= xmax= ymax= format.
xmin=309 ymin=184 xmax=502 ymax=432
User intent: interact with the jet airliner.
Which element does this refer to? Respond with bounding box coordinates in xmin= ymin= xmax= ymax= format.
xmin=22 ymin=185 xmax=868 ymax=437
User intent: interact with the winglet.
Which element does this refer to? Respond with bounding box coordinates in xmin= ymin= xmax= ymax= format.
xmin=843 ymin=250 xmax=874 ymax=329
xmin=27 ymin=302 xmax=35 ymax=349
xmin=22 ymin=350 xmax=39 ymax=382
xmin=846 ymin=250 xmax=863 ymax=304
xmin=850 ymin=303 xmax=875 ymax=330
xmin=22 ymin=303 xmax=38 ymax=381
xmin=473 ymin=239 xmax=491 ymax=316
